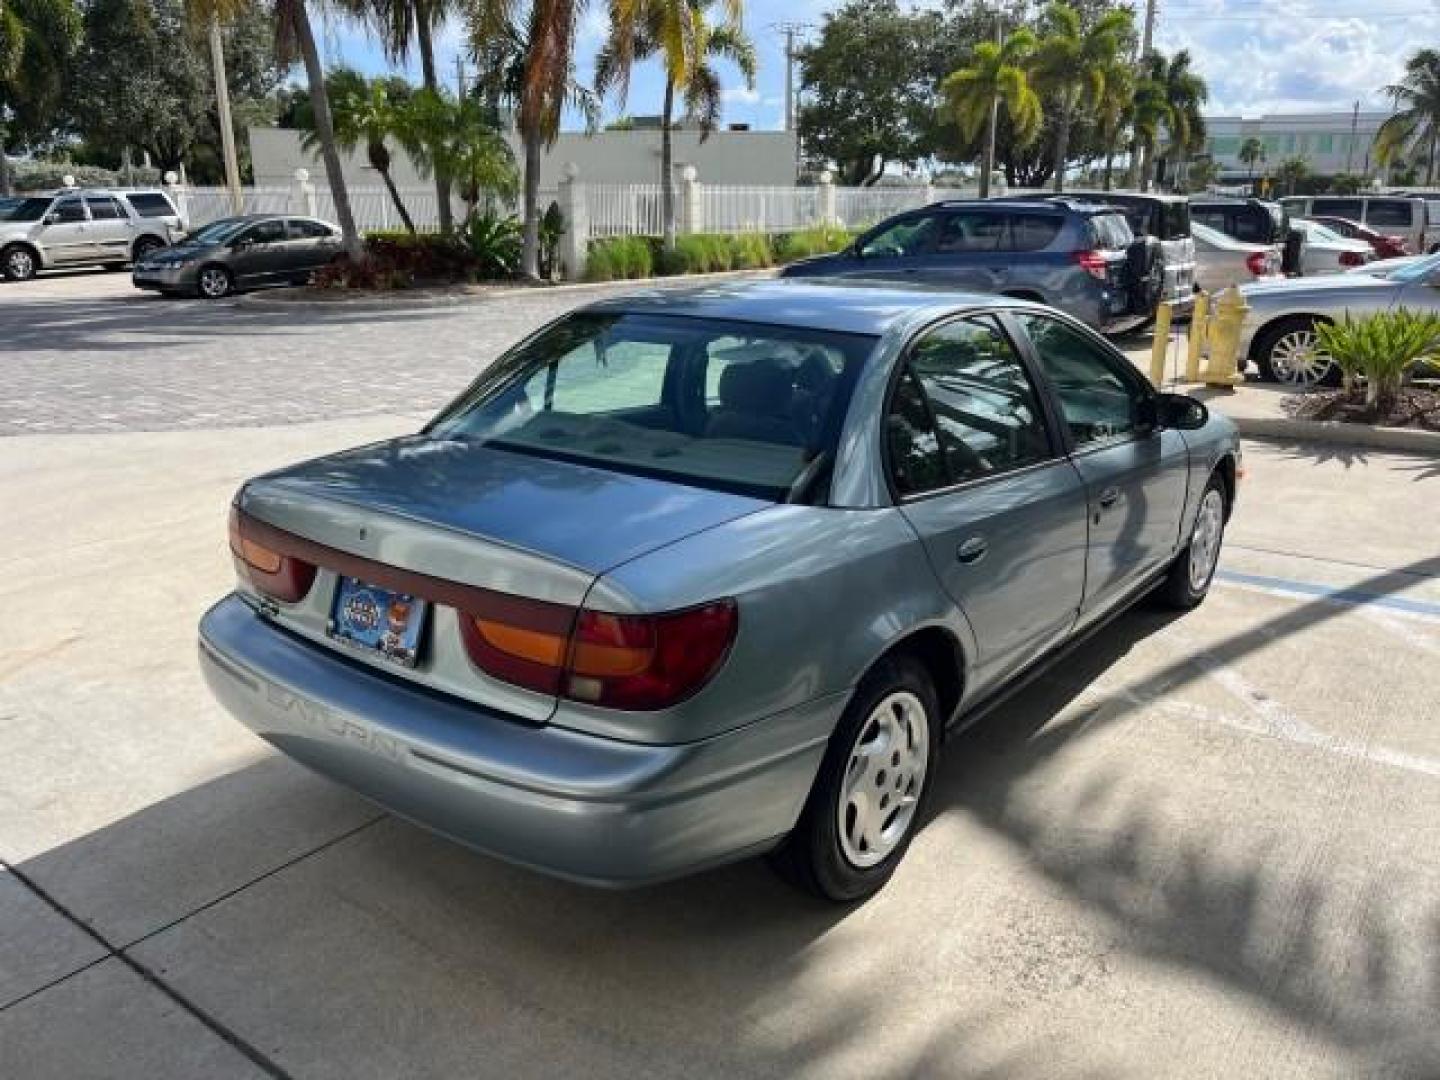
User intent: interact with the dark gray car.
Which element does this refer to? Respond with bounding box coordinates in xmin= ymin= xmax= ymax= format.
xmin=779 ymin=199 xmax=1150 ymax=334
xmin=132 ymin=214 xmax=343 ymax=298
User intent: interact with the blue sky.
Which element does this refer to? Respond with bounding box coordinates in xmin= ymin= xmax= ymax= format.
xmin=314 ymin=0 xmax=1440 ymax=127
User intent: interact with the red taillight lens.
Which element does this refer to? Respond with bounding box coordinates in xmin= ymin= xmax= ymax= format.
xmin=1074 ymin=250 xmax=1109 ymax=281
xmin=1339 ymin=250 xmax=1366 ymax=267
xmin=1388 ymin=236 xmax=1412 ymax=254
xmin=229 ymin=506 xmax=316 ymax=603
xmin=1245 ymin=251 xmax=1270 ymax=277
xmin=458 ymin=596 xmax=737 ymax=711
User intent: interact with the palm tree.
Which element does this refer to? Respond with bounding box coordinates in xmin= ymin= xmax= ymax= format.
xmin=941 ymin=28 xmax=1041 ymax=199
xmin=403 ymin=89 xmax=518 ymax=224
xmin=1153 ymin=49 xmax=1207 ymax=191
xmin=1238 ymin=135 xmax=1264 ymax=183
xmin=469 ymin=0 xmax=598 ymax=278
xmin=0 ymin=0 xmax=82 ymax=196
xmin=1123 ymin=54 xmax=1166 ymax=189
xmin=1031 ymin=2 xmax=1132 ymax=193
xmin=1095 ymin=59 xmax=1132 ymax=191
xmin=1274 ymin=154 xmax=1309 ymax=196
xmin=1376 ymin=49 xmax=1440 ymax=184
xmin=302 ymin=73 xmax=417 ymax=234
xmin=356 ymin=0 xmax=460 ymax=230
xmin=595 ymin=0 xmax=756 ymax=251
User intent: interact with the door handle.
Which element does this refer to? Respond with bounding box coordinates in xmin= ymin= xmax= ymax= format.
xmin=956 ymin=536 xmax=988 ymax=564
xmin=1097 ymin=487 xmax=1121 ymax=510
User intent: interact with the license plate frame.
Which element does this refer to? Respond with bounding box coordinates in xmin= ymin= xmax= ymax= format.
xmin=328 ymin=576 xmax=429 ymax=668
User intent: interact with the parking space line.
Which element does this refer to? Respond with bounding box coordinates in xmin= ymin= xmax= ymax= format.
xmin=1215 ymin=569 xmax=1440 ymax=622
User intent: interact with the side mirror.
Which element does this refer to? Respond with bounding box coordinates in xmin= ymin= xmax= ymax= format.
xmin=1155 ymin=392 xmax=1208 ymax=431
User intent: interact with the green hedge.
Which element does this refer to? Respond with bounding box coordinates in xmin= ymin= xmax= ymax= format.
xmin=585 ymin=226 xmax=854 ymax=283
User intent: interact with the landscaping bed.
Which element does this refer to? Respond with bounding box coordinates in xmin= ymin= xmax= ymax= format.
xmin=1284 ymin=385 xmax=1440 ymax=432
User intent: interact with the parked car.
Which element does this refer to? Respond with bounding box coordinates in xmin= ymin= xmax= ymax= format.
xmin=1350 ymin=254 xmax=1425 ymax=276
xmin=1240 ymin=251 xmax=1440 ymax=385
xmin=1190 ymin=221 xmax=1281 ymax=292
xmin=1306 ymin=215 xmax=1411 ymax=259
xmin=0 ymin=187 xmax=184 ymax=281
xmin=779 ymin=199 xmax=1156 ymax=334
xmin=1012 ymin=191 xmax=1198 ymax=317
xmin=0 ymin=195 xmax=24 ymax=220
xmin=132 ymin=214 xmax=343 ymax=298
xmin=1290 ymin=218 xmax=1374 ymax=274
xmin=199 ymin=280 xmax=1240 ymax=901
xmin=1189 ymin=196 xmax=1305 ymax=276
xmin=1280 ymin=195 xmax=1430 ymax=254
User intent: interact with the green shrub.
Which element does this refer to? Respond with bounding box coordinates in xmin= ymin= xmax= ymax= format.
xmin=461 ymin=210 xmax=522 ymax=279
xmin=775 ymin=225 xmax=854 ymax=263
xmin=1314 ymin=308 xmax=1440 ymax=412
xmin=586 ymin=236 xmax=656 ymax=281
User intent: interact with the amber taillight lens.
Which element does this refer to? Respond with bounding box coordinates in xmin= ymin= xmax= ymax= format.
xmin=229 ymin=506 xmax=316 ymax=604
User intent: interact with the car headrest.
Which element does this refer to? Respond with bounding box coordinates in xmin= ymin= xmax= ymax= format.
xmin=717 ymin=362 xmax=794 ymax=417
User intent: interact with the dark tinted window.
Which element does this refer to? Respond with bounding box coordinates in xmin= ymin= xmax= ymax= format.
xmin=1163 ymin=201 xmax=1190 ymax=239
xmin=932 ymin=211 xmax=1007 ymax=252
xmin=7 ymin=197 xmax=52 ymax=222
xmin=1313 ymin=198 xmax=1363 ymax=220
xmin=886 ymin=368 xmax=948 ymax=496
xmin=242 ymin=220 xmax=287 ymax=244
xmin=1366 ymin=199 xmax=1415 ymax=229
xmin=1019 ymin=314 xmax=1147 ymax=446
xmin=287 ymin=219 xmax=334 ymax=239
xmin=124 ymin=193 xmax=176 ymax=217
xmin=50 ymin=198 xmax=86 ymax=223
xmin=1191 ymin=207 xmax=1229 ymax=232
xmin=860 ymin=213 xmax=943 ymax=257
xmin=85 ymin=197 xmax=125 ymax=220
xmin=1008 ymin=213 xmax=1064 ymax=251
xmin=905 ymin=318 xmax=1051 ymax=482
xmin=1229 ymin=209 xmax=1270 ymax=243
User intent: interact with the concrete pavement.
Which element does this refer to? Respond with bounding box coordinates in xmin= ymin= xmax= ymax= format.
xmin=3 ymin=272 xmax=1440 ymax=1078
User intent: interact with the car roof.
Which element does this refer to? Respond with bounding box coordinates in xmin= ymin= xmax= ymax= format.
xmin=578 ymin=279 xmax=1030 ymax=336
xmin=1045 ymin=190 xmax=1189 ymax=205
xmin=928 ymin=197 xmax=1111 ymax=215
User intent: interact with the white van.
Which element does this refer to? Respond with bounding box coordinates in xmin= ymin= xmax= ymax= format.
xmin=1279 ymin=195 xmax=1430 ymax=252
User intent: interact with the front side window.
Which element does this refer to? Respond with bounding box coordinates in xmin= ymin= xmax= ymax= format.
xmin=860 ymin=213 xmax=943 ymax=258
xmin=429 ymin=313 xmax=875 ymax=500
xmin=886 ymin=318 xmax=1051 ymax=493
xmin=50 ymin=198 xmax=86 ymax=223
xmin=1018 ymin=314 xmax=1149 ymax=447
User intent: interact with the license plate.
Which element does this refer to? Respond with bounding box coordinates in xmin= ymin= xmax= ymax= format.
xmin=328 ymin=577 xmax=428 ymax=667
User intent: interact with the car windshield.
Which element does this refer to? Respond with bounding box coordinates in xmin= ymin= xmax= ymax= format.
xmin=428 ymin=312 xmax=877 ymax=500
xmin=1385 ymin=252 xmax=1440 ymax=283
xmin=184 ymin=218 xmax=254 ymax=245
xmin=5 ymin=197 xmax=53 ymax=222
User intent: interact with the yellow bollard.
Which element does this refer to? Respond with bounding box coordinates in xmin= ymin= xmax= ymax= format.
xmin=1186 ymin=290 xmax=1209 ymax=383
xmin=1149 ymin=300 xmax=1173 ymax=386
xmin=1204 ymin=285 xmax=1249 ymax=388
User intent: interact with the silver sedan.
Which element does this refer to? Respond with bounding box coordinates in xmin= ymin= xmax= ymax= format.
xmin=1191 ymin=221 xmax=1281 ymax=293
xmin=1291 ymin=218 xmax=1376 ymax=275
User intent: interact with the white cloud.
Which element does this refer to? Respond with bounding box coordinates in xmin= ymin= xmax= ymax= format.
xmin=723 ymin=85 xmax=762 ymax=104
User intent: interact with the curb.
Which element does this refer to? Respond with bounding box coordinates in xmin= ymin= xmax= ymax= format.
xmin=1231 ymin=414 xmax=1440 ymax=456
xmin=236 ymin=268 xmax=774 ymax=312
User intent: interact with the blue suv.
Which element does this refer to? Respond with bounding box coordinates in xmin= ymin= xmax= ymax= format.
xmin=780 ymin=199 xmax=1151 ymax=334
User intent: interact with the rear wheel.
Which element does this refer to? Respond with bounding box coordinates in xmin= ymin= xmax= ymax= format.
xmin=769 ymin=655 xmax=939 ymax=902
xmin=1254 ymin=315 xmax=1340 ymax=387
xmin=196 ymin=265 xmax=233 ymax=299
xmin=2 ymin=244 xmax=38 ymax=281
xmin=132 ymin=236 xmax=165 ymax=265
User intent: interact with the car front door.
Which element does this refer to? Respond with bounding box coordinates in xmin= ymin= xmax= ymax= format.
xmin=848 ymin=212 xmax=947 ymax=281
xmin=39 ymin=196 xmax=94 ymax=264
xmin=1015 ymin=312 xmax=1190 ymax=619
xmin=886 ymin=315 xmax=1088 ymax=696
xmin=230 ymin=219 xmax=288 ymax=286
xmin=84 ymin=196 xmax=134 ymax=264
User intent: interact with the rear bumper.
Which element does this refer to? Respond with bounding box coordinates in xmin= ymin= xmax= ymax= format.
xmin=198 ymin=594 xmax=837 ymax=886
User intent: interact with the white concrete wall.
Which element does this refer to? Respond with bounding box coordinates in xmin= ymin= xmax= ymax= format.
xmin=1204 ymin=112 xmax=1389 ymax=176
xmin=247 ymin=126 xmax=798 ymax=190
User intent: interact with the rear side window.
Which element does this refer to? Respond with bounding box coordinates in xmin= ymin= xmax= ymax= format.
xmin=124 ymin=193 xmax=176 ymax=218
xmin=287 ymin=219 xmax=334 ymax=239
xmin=1087 ymin=214 xmax=1134 ymax=251
xmin=50 ymin=198 xmax=86 ymax=223
xmin=1313 ymin=198 xmax=1363 ymax=220
xmin=84 ymin=197 xmax=126 ymax=220
xmin=1366 ymin=200 xmax=1415 ymax=229
xmin=1007 ymin=213 xmax=1064 ymax=251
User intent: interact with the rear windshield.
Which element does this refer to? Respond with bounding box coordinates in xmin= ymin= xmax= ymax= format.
xmin=428 ymin=313 xmax=877 ymax=500
xmin=1365 ymin=199 xmax=1416 ymax=229
xmin=124 ymin=192 xmax=176 ymax=217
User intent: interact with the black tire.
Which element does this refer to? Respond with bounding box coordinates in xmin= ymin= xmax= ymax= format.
xmin=1157 ymin=473 xmax=1228 ymax=609
xmin=196 ymin=264 xmax=233 ymax=299
xmin=131 ymin=236 xmax=165 ymax=265
xmin=2 ymin=244 xmax=39 ymax=282
xmin=769 ymin=654 xmax=941 ymax=902
xmin=1253 ymin=315 xmax=1341 ymax=387
xmin=1125 ymin=236 xmax=1164 ymax=313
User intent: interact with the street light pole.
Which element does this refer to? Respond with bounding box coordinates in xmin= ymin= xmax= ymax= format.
xmin=208 ymin=14 xmax=243 ymax=214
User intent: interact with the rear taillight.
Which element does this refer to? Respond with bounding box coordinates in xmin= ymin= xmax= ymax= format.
xmin=459 ymin=596 xmax=737 ymax=711
xmin=1339 ymin=250 xmax=1367 ymax=268
xmin=1388 ymin=236 xmax=1412 ymax=254
xmin=1074 ymin=250 xmax=1109 ymax=281
xmin=228 ymin=506 xmax=316 ymax=603
xmin=1245 ymin=251 xmax=1271 ymax=277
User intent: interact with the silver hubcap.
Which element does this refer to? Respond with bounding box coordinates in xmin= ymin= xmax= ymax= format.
xmin=200 ymin=269 xmax=229 ymax=297
xmin=1189 ymin=489 xmax=1225 ymax=592
xmin=1269 ymin=328 xmax=1333 ymax=385
xmin=6 ymin=250 xmax=33 ymax=278
xmin=838 ymin=690 xmax=930 ymax=869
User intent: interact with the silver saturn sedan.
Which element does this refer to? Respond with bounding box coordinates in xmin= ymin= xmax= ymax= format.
xmin=199 ymin=281 xmax=1240 ymax=902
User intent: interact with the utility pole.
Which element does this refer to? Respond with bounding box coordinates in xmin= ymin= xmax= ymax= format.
xmin=1345 ymin=100 xmax=1359 ymax=174
xmin=455 ymin=55 xmax=468 ymax=100
xmin=208 ymin=14 xmax=243 ymax=214
xmin=770 ymin=22 xmax=809 ymax=179
xmin=1141 ymin=0 xmax=1157 ymax=57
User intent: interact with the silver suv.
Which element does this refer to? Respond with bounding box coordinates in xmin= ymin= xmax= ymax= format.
xmin=0 ymin=188 xmax=186 ymax=281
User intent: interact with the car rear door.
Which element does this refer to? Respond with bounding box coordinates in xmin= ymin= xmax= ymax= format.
xmin=1013 ymin=312 xmax=1190 ymax=619
xmin=884 ymin=314 xmax=1088 ymax=695
xmin=84 ymin=196 xmax=134 ymax=263
xmin=285 ymin=219 xmax=341 ymax=278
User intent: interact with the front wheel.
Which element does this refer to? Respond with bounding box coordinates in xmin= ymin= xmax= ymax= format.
xmin=769 ymin=655 xmax=939 ymax=902
xmin=1254 ymin=316 xmax=1340 ymax=386
xmin=2 ymin=245 xmax=38 ymax=281
xmin=196 ymin=265 xmax=233 ymax=299
xmin=1157 ymin=476 xmax=1228 ymax=609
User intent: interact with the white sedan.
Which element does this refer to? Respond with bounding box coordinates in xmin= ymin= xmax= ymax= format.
xmin=1190 ymin=222 xmax=1282 ymax=292
xmin=1291 ymin=218 xmax=1375 ymax=275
